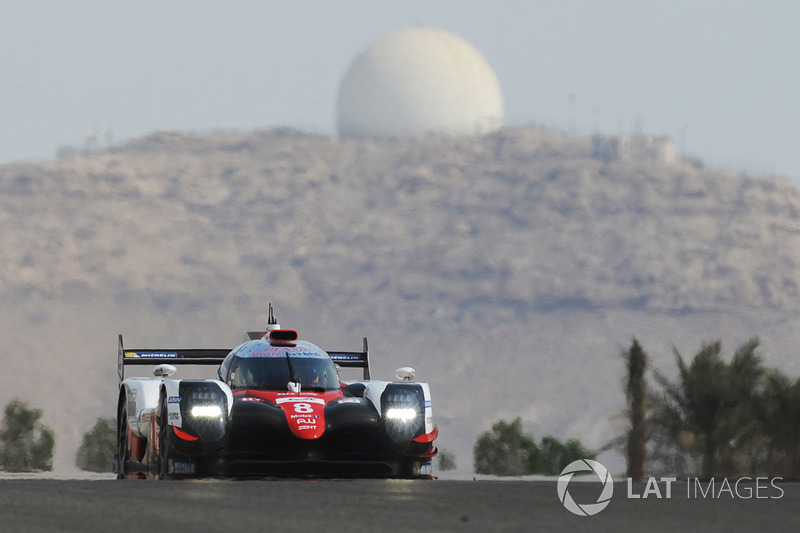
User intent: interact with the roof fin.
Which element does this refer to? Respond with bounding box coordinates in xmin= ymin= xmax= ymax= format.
xmin=265 ymin=302 xmax=280 ymax=334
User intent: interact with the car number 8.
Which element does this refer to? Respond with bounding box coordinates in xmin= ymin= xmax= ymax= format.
xmin=294 ymin=403 xmax=313 ymax=413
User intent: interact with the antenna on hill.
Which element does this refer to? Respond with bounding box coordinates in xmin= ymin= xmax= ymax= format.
xmin=568 ymin=92 xmax=577 ymax=135
xmin=679 ymin=123 xmax=688 ymax=155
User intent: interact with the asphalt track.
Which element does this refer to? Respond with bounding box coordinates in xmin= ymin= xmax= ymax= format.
xmin=1 ymin=478 xmax=798 ymax=532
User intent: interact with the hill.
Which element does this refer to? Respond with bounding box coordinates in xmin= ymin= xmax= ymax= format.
xmin=3 ymin=126 xmax=800 ymax=474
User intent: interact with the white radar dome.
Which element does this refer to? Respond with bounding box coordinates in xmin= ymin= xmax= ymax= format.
xmin=336 ymin=27 xmax=504 ymax=139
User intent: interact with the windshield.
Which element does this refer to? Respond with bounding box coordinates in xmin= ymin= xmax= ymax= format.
xmin=230 ymin=356 xmax=340 ymax=391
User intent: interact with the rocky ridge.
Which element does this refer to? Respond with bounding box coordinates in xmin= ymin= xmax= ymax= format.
xmin=2 ymin=126 xmax=800 ymax=473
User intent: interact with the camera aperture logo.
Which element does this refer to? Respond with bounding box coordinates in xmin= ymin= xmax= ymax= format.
xmin=557 ymin=459 xmax=614 ymax=516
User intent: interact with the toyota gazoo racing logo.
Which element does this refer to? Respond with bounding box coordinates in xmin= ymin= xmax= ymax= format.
xmin=557 ymin=459 xmax=614 ymax=516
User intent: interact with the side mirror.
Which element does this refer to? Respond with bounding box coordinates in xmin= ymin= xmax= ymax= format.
xmin=154 ymin=364 xmax=177 ymax=378
xmin=394 ymin=367 xmax=416 ymax=382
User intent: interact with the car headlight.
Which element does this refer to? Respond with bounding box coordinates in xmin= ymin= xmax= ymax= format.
xmin=382 ymin=385 xmax=424 ymax=442
xmin=191 ymin=405 xmax=222 ymax=418
xmin=386 ymin=407 xmax=418 ymax=421
xmin=178 ymin=382 xmax=228 ymax=443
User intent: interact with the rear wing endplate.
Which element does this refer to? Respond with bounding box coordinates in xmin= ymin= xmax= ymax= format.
xmin=118 ymin=334 xmax=230 ymax=383
xmin=327 ymin=337 xmax=371 ymax=381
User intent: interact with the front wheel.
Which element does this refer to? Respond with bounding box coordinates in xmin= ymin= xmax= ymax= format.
xmin=116 ymin=398 xmax=129 ymax=480
xmin=157 ymin=398 xmax=172 ymax=480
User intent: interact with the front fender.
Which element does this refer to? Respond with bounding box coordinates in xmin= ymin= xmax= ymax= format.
xmin=363 ymin=381 xmax=436 ymax=444
xmin=119 ymin=378 xmax=162 ymax=439
xmin=167 ymin=380 xmax=232 ymax=449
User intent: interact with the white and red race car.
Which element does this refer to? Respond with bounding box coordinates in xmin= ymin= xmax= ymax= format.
xmin=114 ymin=307 xmax=438 ymax=479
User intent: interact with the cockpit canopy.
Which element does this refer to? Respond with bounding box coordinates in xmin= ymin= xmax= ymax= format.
xmin=230 ymin=356 xmax=340 ymax=391
xmin=222 ymin=351 xmax=340 ymax=395
xmin=219 ymin=339 xmax=341 ymax=392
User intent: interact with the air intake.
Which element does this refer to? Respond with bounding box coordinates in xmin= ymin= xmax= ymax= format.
xmin=269 ymin=329 xmax=299 ymax=344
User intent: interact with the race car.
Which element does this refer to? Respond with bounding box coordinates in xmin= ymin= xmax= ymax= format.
xmin=114 ymin=306 xmax=438 ymax=479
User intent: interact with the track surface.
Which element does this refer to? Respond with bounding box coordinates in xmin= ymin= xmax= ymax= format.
xmin=0 ymin=478 xmax=798 ymax=532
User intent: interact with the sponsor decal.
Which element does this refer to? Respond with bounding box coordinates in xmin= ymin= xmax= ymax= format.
xmin=277 ymin=398 xmax=327 ymax=439
xmin=334 ymin=398 xmax=363 ymax=404
xmin=125 ymin=351 xmax=178 ymax=358
xmin=424 ymin=400 xmax=432 ymax=408
xmin=417 ymin=461 xmax=433 ymax=476
xmin=169 ymin=460 xmax=197 ymax=475
xmin=168 ymin=396 xmax=182 ymax=404
xmin=275 ymin=397 xmax=326 ymax=405
xmin=247 ymin=346 xmax=319 ymax=357
xmin=329 ymin=354 xmax=362 ymax=361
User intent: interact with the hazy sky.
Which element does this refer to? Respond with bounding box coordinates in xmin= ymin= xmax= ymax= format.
xmin=2 ymin=1 xmax=798 ymax=183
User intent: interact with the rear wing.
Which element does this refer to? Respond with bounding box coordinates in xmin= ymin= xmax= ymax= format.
xmin=327 ymin=337 xmax=371 ymax=381
xmin=118 ymin=334 xmax=230 ymax=383
xmin=119 ymin=334 xmax=371 ymax=382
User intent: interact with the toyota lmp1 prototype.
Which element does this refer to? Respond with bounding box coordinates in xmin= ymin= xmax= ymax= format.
xmin=114 ymin=308 xmax=438 ymax=479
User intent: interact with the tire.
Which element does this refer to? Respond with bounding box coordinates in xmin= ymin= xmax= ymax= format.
xmin=116 ymin=398 xmax=129 ymax=480
xmin=158 ymin=397 xmax=171 ymax=480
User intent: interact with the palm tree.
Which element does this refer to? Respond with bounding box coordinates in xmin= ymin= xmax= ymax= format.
xmin=624 ymin=338 xmax=648 ymax=481
xmin=651 ymin=338 xmax=762 ymax=479
xmin=756 ymin=370 xmax=800 ymax=478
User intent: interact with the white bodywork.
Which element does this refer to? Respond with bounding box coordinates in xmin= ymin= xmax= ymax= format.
xmin=120 ymin=376 xmax=234 ymax=439
xmin=122 ymin=375 xmax=433 ymax=438
xmin=362 ymin=380 xmax=435 ymax=435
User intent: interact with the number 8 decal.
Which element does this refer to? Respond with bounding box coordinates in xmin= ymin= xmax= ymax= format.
xmin=294 ymin=403 xmax=313 ymax=414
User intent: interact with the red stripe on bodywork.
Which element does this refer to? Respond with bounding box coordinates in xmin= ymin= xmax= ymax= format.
xmin=418 ymin=446 xmax=438 ymax=458
xmin=129 ymin=427 xmax=145 ymax=460
xmin=173 ymin=426 xmax=199 ymax=441
xmin=413 ymin=425 xmax=438 ymax=443
xmin=250 ymin=390 xmax=343 ymax=440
